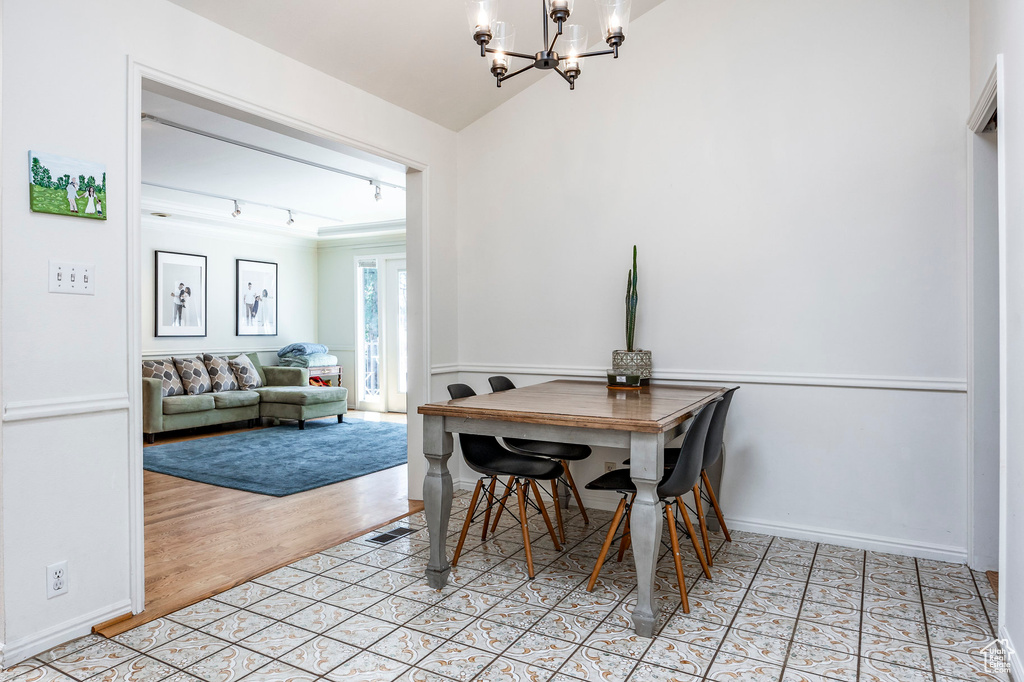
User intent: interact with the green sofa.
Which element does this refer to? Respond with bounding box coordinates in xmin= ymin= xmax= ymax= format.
xmin=143 ymin=353 xmax=348 ymax=442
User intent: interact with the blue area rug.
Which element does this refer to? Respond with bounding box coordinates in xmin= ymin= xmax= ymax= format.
xmin=143 ymin=419 xmax=407 ymax=496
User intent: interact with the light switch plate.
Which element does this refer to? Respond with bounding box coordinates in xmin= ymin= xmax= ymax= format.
xmin=49 ymin=261 xmax=95 ymax=295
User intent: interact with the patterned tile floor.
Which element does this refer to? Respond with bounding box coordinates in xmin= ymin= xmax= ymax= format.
xmin=4 ymin=490 xmax=1009 ymax=682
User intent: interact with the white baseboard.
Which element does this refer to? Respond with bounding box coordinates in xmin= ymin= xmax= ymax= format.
xmin=1000 ymin=625 xmax=1023 ymax=682
xmin=453 ymin=479 xmax=967 ymax=563
xmin=724 ymin=516 xmax=967 ymax=563
xmin=1 ymin=599 xmax=132 ymax=667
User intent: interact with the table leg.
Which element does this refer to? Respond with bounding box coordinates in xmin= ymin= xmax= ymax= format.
xmin=423 ymin=415 xmax=454 ymax=589
xmin=629 ymin=430 xmax=665 ymax=637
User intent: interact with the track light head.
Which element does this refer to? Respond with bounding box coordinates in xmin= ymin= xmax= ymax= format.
xmin=232 ymin=200 xmax=241 ymax=218
xmin=374 ymin=185 xmax=382 ymax=202
xmin=286 ymin=209 xmax=295 ymax=226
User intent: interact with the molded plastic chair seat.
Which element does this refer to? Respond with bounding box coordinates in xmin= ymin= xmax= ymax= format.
xmin=468 ymin=451 xmax=564 ymax=480
xmin=504 ymin=438 xmax=592 ymax=461
xmin=623 ymin=447 xmax=681 ymax=469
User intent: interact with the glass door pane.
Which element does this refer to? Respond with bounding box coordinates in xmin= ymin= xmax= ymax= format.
xmin=385 ymin=259 xmax=407 ymax=413
xmin=357 ymin=258 xmax=382 ymax=408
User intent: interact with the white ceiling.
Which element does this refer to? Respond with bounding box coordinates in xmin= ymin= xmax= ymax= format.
xmin=142 ymin=88 xmax=406 ymax=237
xmin=167 ymin=0 xmax=668 ymax=131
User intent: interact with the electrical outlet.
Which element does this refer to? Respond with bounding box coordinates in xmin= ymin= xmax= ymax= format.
xmin=604 ymin=462 xmax=618 ymax=473
xmin=47 ymin=560 xmax=68 ymax=598
xmin=49 ymin=261 xmax=95 ymax=295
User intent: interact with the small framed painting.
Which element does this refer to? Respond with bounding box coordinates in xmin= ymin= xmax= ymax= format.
xmin=155 ymin=251 xmax=207 ymax=337
xmin=236 ymin=259 xmax=278 ymax=336
xmin=29 ymin=151 xmax=107 ymax=220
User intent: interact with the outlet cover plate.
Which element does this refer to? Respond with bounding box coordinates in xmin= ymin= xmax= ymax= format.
xmin=47 ymin=560 xmax=68 ymax=598
xmin=49 ymin=261 xmax=95 ymax=295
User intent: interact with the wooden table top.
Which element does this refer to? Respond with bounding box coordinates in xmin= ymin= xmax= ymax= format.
xmin=418 ymin=380 xmax=727 ymax=433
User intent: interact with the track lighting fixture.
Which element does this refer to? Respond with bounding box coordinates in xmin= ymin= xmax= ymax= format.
xmin=232 ymin=200 xmax=241 ymax=218
xmin=374 ymin=185 xmax=382 ymax=202
xmin=286 ymin=210 xmax=295 ymax=225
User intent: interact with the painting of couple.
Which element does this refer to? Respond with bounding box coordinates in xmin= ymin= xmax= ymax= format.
xmin=29 ymin=150 xmax=107 ymax=220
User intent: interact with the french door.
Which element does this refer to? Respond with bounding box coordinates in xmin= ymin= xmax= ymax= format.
xmin=356 ymin=255 xmax=407 ymax=413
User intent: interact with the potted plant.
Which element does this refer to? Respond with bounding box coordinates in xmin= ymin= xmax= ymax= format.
xmin=611 ymin=245 xmax=652 ymax=384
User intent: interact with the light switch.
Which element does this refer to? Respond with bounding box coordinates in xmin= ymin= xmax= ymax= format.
xmin=49 ymin=261 xmax=95 ymax=295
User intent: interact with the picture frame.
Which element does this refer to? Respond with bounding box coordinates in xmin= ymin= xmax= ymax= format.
xmin=155 ymin=251 xmax=207 ymax=337
xmin=29 ymin=150 xmax=107 ymax=220
xmin=236 ymin=259 xmax=278 ymax=336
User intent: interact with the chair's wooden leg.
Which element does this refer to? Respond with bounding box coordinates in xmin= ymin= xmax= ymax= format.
xmin=481 ymin=477 xmax=498 ymax=541
xmin=298 ymin=420 xmax=305 ymax=430
xmin=693 ymin=484 xmax=714 ymax=570
xmin=587 ymin=497 xmax=627 ymax=592
xmin=678 ymin=499 xmax=711 ymax=585
xmin=144 ymin=433 xmax=156 ymax=444
xmin=452 ymin=479 xmax=484 ymax=568
xmin=516 ymin=480 xmax=536 ymax=579
xmin=550 ymin=479 xmax=566 ymax=544
xmin=665 ymin=501 xmax=690 ymax=613
xmin=617 ymin=493 xmax=635 ymax=562
xmin=491 ymin=476 xmax=515 ymax=533
xmin=562 ymin=461 xmax=589 ymax=524
xmin=337 ymin=414 xmax=344 ymax=423
xmin=702 ymin=469 xmax=732 ymax=542
xmin=530 ymin=479 xmax=561 ymax=551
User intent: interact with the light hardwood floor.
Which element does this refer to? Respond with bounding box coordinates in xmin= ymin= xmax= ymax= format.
xmin=97 ymin=412 xmax=418 ymax=638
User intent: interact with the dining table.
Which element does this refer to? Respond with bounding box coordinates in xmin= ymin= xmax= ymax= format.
xmin=417 ymin=379 xmax=727 ymax=636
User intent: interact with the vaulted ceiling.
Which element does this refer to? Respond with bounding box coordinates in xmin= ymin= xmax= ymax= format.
xmin=168 ymin=0 xmax=667 ymax=131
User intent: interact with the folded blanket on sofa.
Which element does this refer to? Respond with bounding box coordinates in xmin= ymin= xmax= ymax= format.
xmin=278 ymin=342 xmax=329 ymax=357
xmin=279 ymin=353 xmax=338 ymax=368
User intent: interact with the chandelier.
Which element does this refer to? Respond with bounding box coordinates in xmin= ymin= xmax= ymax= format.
xmin=466 ymin=0 xmax=632 ymax=89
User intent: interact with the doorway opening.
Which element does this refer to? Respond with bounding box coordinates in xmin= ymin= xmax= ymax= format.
xmin=113 ymin=77 xmax=422 ymax=636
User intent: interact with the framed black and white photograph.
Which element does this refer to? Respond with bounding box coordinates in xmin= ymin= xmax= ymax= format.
xmin=155 ymin=251 xmax=207 ymax=337
xmin=236 ymin=259 xmax=278 ymax=336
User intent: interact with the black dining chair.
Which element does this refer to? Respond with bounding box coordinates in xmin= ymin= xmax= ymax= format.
xmin=486 ymin=376 xmax=592 ymax=542
xmin=583 ymin=398 xmax=720 ymax=614
xmin=446 ymin=384 xmax=564 ymax=579
xmin=660 ymin=386 xmax=738 ymax=565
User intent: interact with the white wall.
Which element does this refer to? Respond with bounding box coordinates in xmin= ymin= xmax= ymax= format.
xmin=141 ymin=218 xmax=319 ymax=361
xmin=0 ymin=0 xmax=457 ymax=664
xmin=455 ymin=0 xmax=970 ymax=559
xmin=317 ymin=235 xmax=407 ymax=404
xmin=970 ymin=1 xmax=1024 ymax=676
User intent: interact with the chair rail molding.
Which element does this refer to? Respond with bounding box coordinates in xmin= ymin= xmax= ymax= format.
xmin=3 ymin=393 xmax=131 ymax=423
xmin=435 ymin=363 xmax=967 ymax=393
xmin=142 ymin=346 xmax=282 ymax=356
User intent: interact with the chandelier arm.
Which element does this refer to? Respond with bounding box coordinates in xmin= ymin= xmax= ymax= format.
xmin=572 ymin=48 xmax=616 ymax=59
xmin=485 ymin=47 xmax=536 ymax=61
xmin=553 ymin=67 xmax=574 ymax=85
xmin=548 ymin=29 xmax=561 ymax=54
xmin=499 ymin=63 xmax=538 ymax=83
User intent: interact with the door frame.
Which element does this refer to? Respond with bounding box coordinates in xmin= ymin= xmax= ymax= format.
xmin=125 ymin=60 xmax=432 ymax=614
xmin=965 ymin=57 xmax=1006 ymax=622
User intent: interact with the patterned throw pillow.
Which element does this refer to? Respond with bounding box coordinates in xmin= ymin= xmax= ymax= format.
xmin=173 ymin=356 xmax=212 ymax=395
xmin=230 ymin=354 xmax=263 ymax=389
xmin=142 ymin=359 xmax=184 ymax=397
xmin=203 ymin=354 xmax=239 ymax=392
